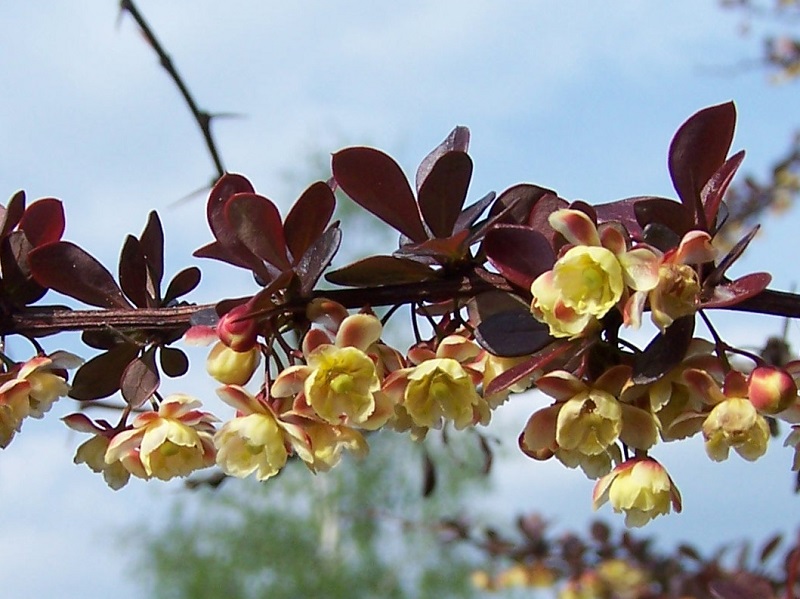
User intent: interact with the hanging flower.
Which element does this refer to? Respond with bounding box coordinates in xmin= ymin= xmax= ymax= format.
xmin=592 ymin=457 xmax=682 ymax=527
xmin=105 ymin=394 xmax=218 ymax=481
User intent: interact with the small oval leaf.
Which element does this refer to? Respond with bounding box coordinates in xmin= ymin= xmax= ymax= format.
xmin=333 ymin=147 xmax=428 ymax=242
xmin=29 ymin=241 xmax=132 ymax=309
xmin=418 ymin=151 xmax=472 ymax=238
xmin=69 ymin=343 xmax=140 ymax=401
xmin=121 ymin=350 xmax=160 ymax=408
xmin=475 ymin=309 xmax=552 ymax=357
xmin=160 ymin=346 xmax=189 ymax=378
xmin=483 ymin=225 xmax=554 ymax=290
xmin=164 ymin=267 xmax=201 ymax=304
xmin=284 ymin=181 xmax=336 ymax=263
xmin=19 ymin=198 xmax=65 ymax=247
xmin=326 ymin=255 xmax=436 ymax=287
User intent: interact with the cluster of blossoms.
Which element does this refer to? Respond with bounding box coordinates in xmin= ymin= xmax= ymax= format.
xmin=4 ymin=102 xmax=800 ymax=530
xmin=0 ymin=353 xmax=76 ymax=448
xmin=63 ymin=299 xmax=524 ymax=490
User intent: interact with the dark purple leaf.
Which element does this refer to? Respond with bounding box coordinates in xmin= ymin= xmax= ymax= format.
xmin=633 ymin=197 xmax=693 ymax=238
xmin=284 ymin=181 xmax=336 ymax=263
xmin=200 ymin=175 xmax=271 ymax=277
xmin=641 ymin=223 xmax=681 ymax=253
xmin=0 ymin=232 xmax=46 ymax=307
xmin=81 ymin=329 xmax=122 ymax=351
xmin=453 ymin=191 xmax=495 ymax=233
xmin=702 ymin=150 xmax=745 ymax=229
xmin=702 ymin=272 xmax=772 ymax=309
xmin=206 ymin=174 xmax=255 ymax=243
xmin=483 ymin=225 xmax=554 ymax=290
xmin=392 ymin=230 xmax=470 ymax=263
xmin=416 ymin=126 xmax=470 ymax=192
xmin=295 ymin=224 xmax=342 ymax=295
xmin=164 ymin=267 xmax=201 ymax=304
xmin=488 ymin=184 xmax=555 ymax=226
xmin=632 ymin=316 xmax=695 ymax=384
xmin=594 ymin=196 xmax=645 ymax=239
xmin=19 ymin=198 xmax=64 ymax=247
xmin=29 ymin=241 xmax=132 ymax=309
xmin=121 ymin=349 xmax=159 ymax=409
xmin=0 ymin=190 xmax=25 ymax=238
xmin=140 ymin=211 xmax=164 ymax=293
xmin=475 ymin=309 xmax=552 ymax=357
xmin=705 ymin=225 xmax=760 ymax=288
xmin=119 ymin=235 xmax=150 ymax=308
xmin=332 ymin=147 xmax=428 ymax=243
xmin=160 ymin=346 xmax=189 ymax=378
xmin=326 ymin=254 xmax=436 ymax=288
xmin=418 ymin=152 xmax=472 ymax=238
xmin=668 ymin=102 xmax=736 ymax=228
xmin=69 ymin=343 xmax=140 ymax=400
xmin=225 ymin=193 xmax=290 ymax=270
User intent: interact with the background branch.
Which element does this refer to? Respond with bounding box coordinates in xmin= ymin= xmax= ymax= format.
xmin=120 ymin=0 xmax=226 ymax=181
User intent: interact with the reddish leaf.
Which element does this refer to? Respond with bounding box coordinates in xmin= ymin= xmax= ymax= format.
xmin=201 ymin=175 xmax=270 ymax=276
xmin=485 ymin=340 xmax=575 ymax=397
xmin=489 ymin=184 xmax=556 ymax=226
xmin=759 ymin=533 xmax=782 ymax=563
xmin=225 ymin=193 xmax=290 ymax=270
xmin=69 ymin=343 xmax=140 ymax=400
xmin=29 ymin=241 xmax=132 ymax=309
xmin=668 ymin=102 xmax=736 ymax=227
xmin=0 ymin=232 xmax=46 ymax=307
xmin=326 ymin=255 xmax=436 ymax=287
xmin=453 ymin=191 xmax=495 ymax=233
xmin=702 ymin=272 xmax=772 ymax=309
xmin=705 ymin=225 xmax=760 ymax=288
xmin=140 ymin=211 xmax=164 ymax=293
xmin=19 ymin=198 xmax=64 ymax=247
xmin=119 ymin=235 xmax=150 ymax=308
xmin=416 ymin=126 xmax=470 ymax=192
xmin=333 ymin=147 xmax=428 ymax=242
xmin=418 ymin=152 xmax=472 ymax=238
xmin=702 ymin=150 xmax=745 ymax=229
xmin=0 ymin=190 xmax=25 ymax=238
xmin=121 ymin=349 xmax=159 ymax=408
xmin=422 ymin=448 xmax=437 ymax=497
xmin=483 ymin=225 xmax=554 ymax=290
xmin=633 ymin=197 xmax=693 ymax=238
xmin=284 ymin=181 xmax=336 ymax=263
xmin=206 ymin=174 xmax=255 ymax=243
xmin=632 ymin=315 xmax=695 ymax=384
xmin=295 ymin=224 xmax=341 ymax=295
xmin=160 ymin=346 xmax=189 ymax=378
xmin=475 ymin=309 xmax=552 ymax=357
xmin=164 ymin=267 xmax=201 ymax=304
xmin=394 ymin=230 xmax=470 ymax=263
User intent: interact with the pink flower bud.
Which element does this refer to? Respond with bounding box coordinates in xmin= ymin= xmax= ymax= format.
xmin=216 ymin=305 xmax=258 ymax=352
xmin=748 ymin=366 xmax=797 ymax=414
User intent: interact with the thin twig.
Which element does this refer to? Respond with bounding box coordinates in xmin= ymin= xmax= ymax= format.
xmin=119 ymin=0 xmax=226 ymax=180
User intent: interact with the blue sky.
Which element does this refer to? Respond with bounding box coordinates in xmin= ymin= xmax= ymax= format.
xmin=1 ymin=2 xmax=799 ymax=598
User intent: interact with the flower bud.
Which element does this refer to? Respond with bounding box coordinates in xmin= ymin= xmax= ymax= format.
xmin=216 ymin=305 xmax=258 ymax=352
xmin=206 ymin=341 xmax=261 ymax=385
xmin=748 ymin=366 xmax=797 ymax=414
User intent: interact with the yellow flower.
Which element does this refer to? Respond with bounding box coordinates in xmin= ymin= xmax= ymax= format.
xmin=304 ymin=345 xmax=380 ymax=424
xmin=553 ymin=245 xmax=624 ymax=316
xmin=632 ymin=230 xmax=715 ymax=332
xmin=0 ymin=354 xmax=75 ymax=447
xmin=206 ymin=341 xmax=261 ymax=386
xmin=272 ymin=312 xmax=388 ymax=427
xmin=74 ymin=434 xmax=131 ymax=490
xmin=105 ymin=394 xmax=217 ymax=481
xmin=530 ymin=271 xmax=597 ymax=339
xmin=214 ymin=385 xmax=312 ymax=481
xmin=703 ymin=397 xmax=770 ymax=462
xmin=403 ymin=358 xmax=481 ymax=429
xmin=530 ymin=209 xmax=660 ymax=338
xmin=593 ymin=457 xmax=682 ymax=527
xmin=303 ymin=420 xmax=368 ymax=473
